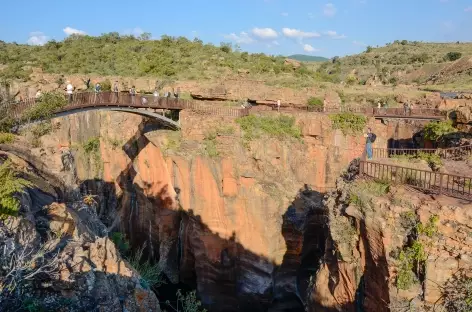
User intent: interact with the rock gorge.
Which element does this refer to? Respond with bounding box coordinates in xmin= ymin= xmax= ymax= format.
xmin=3 ymin=109 xmax=469 ymax=312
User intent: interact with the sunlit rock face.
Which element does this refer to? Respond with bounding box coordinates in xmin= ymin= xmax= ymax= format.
xmin=30 ymin=109 xmax=421 ymax=311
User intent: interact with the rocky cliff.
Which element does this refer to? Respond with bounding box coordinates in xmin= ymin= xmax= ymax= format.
xmin=5 ymin=108 xmax=462 ymax=311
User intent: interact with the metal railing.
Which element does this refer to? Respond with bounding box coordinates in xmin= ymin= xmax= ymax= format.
xmin=5 ymin=91 xmax=250 ymax=120
xmin=372 ymin=145 xmax=472 ymax=160
xmin=271 ymin=104 xmax=446 ymax=119
xmin=359 ymin=161 xmax=472 ymax=200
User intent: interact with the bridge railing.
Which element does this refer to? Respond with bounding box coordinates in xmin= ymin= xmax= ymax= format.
xmin=372 ymin=145 xmax=472 ymax=160
xmin=5 ymin=91 xmax=250 ymax=120
xmin=359 ymin=160 xmax=472 ymax=200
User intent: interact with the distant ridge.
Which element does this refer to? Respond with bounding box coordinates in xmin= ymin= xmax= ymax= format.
xmin=287 ymin=54 xmax=329 ymax=62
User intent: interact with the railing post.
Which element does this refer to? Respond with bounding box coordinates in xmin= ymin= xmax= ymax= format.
xmin=359 ymin=161 xmax=364 ymax=175
xmin=439 ymin=173 xmax=443 ymax=195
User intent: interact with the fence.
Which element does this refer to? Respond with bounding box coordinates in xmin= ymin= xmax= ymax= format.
xmin=5 ymin=91 xmax=250 ymax=120
xmin=372 ymin=145 xmax=472 ymax=160
xmin=359 ymin=161 xmax=472 ymax=200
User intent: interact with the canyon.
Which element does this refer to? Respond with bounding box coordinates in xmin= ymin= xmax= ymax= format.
xmin=1 ymin=105 xmax=471 ymax=312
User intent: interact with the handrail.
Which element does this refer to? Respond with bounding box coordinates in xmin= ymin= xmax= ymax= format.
xmin=4 ymin=91 xmax=250 ymax=120
xmin=372 ymin=145 xmax=472 ymax=160
xmin=359 ymin=160 xmax=472 ymax=200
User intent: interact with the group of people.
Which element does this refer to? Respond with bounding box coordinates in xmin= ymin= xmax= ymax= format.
xmin=54 ymin=80 xmax=182 ymax=105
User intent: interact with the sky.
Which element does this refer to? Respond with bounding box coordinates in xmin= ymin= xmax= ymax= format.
xmin=1 ymin=0 xmax=472 ymax=58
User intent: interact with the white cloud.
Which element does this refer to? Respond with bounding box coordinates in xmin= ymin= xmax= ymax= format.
xmin=303 ymin=44 xmax=319 ymax=53
xmin=324 ymin=30 xmax=347 ymax=39
xmin=282 ymin=28 xmax=320 ymax=39
xmin=353 ymin=40 xmax=367 ymax=47
xmin=281 ymin=12 xmax=289 ymax=16
xmin=251 ymin=27 xmax=278 ymax=39
xmin=63 ymin=26 xmax=86 ymax=36
xmin=323 ymin=3 xmax=337 ymax=17
xmin=465 ymin=6 xmax=472 ymax=12
xmin=27 ymin=32 xmax=49 ymax=45
xmin=224 ymin=32 xmax=255 ymax=44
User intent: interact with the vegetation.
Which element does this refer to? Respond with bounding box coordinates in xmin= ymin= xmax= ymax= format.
xmin=442 ymin=273 xmax=472 ymax=312
xmin=423 ymin=120 xmax=457 ymax=142
xmin=127 ymin=244 xmax=165 ymax=289
xmin=349 ymin=180 xmax=390 ymax=213
xmin=395 ymin=214 xmax=439 ymax=290
xmin=0 ymin=132 xmax=15 ymax=144
xmin=82 ymin=137 xmax=100 ymax=154
xmin=22 ymin=92 xmax=66 ymax=121
xmin=110 ymin=232 xmax=131 ymax=255
xmin=0 ymin=159 xmax=33 ymax=218
xmin=165 ymin=290 xmax=207 ymax=312
xmin=307 ymin=97 xmax=324 ymax=110
xmin=391 ymin=151 xmax=443 ymax=171
xmin=203 ymin=131 xmax=219 ymax=157
xmin=287 ymin=54 xmax=329 ymax=62
xmin=236 ymin=115 xmax=301 ymax=143
xmin=0 ymin=34 xmax=316 ymax=80
xmin=445 ymin=51 xmax=462 ymax=62
xmin=329 ymin=112 xmax=367 ymax=135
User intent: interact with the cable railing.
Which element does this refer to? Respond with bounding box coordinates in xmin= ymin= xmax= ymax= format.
xmin=359 ymin=160 xmax=472 ymax=200
xmin=4 ymin=91 xmax=250 ymax=120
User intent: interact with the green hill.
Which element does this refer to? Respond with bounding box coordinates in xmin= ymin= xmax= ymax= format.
xmin=0 ymin=34 xmax=320 ymax=82
xmin=287 ymin=54 xmax=329 ymax=62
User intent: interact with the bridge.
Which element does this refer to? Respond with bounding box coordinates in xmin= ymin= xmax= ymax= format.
xmin=6 ymin=92 xmax=251 ymax=129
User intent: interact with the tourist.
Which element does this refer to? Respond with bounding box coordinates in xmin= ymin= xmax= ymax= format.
xmin=409 ymin=102 xmax=413 ymax=116
xmin=94 ymin=83 xmax=101 ymax=103
xmin=153 ymin=88 xmax=159 ymax=103
xmin=113 ymin=81 xmax=119 ymax=103
xmin=130 ymin=86 xmax=137 ymax=104
xmin=35 ymin=89 xmax=42 ymax=99
xmin=141 ymin=93 xmax=148 ymax=105
xmin=403 ymin=102 xmax=408 ymax=116
xmin=66 ymin=81 xmax=74 ymax=103
xmin=86 ymin=78 xmax=91 ymax=90
xmin=364 ymin=128 xmax=376 ymax=160
xmin=277 ymin=99 xmax=281 ymax=112
xmin=173 ymin=87 xmax=180 ymax=99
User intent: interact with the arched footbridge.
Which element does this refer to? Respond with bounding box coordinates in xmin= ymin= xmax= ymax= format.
xmin=6 ymin=92 xmax=251 ymax=130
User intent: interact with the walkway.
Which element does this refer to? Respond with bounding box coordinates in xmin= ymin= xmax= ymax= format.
xmin=372 ymin=145 xmax=472 ymax=160
xmin=6 ymin=91 xmax=250 ymax=123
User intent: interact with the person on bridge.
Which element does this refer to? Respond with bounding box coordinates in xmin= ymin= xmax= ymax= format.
xmin=130 ymin=86 xmax=137 ymax=104
xmin=113 ymin=81 xmax=119 ymax=103
xmin=153 ymin=88 xmax=160 ymax=103
xmin=364 ymin=128 xmax=376 ymax=160
xmin=141 ymin=93 xmax=148 ymax=105
xmin=94 ymin=83 xmax=101 ymax=103
xmin=403 ymin=102 xmax=408 ymax=116
xmin=173 ymin=87 xmax=180 ymax=99
xmin=66 ymin=81 xmax=74 ymax=103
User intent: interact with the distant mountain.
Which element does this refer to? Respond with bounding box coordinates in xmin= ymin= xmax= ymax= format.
xmin=287 ymin=54 xmax=329 ymax=62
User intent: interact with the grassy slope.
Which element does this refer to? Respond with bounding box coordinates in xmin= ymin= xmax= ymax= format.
xmin=319 ymin=41 xmax=472 ymax=89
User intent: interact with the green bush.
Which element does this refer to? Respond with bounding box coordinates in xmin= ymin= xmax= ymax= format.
xmin=307 ymin=97 xmax=324 ymax=109
xmin=423 ymin=120 xmax=457 ymax=142
xmin=110 ymin=232 xmax=130 ymax=254
xmin=0 ymin=159 xmax=33 ymax=218
xmin=30 ymin=122 xmax=53 ymax=138
xmin=329 ymin=112 xmax=367 ymax=135
xmin=236 ymin=115 xmax=301 ymax=142
xmin=100 ymin=79 xmax=112 ymax=91
xmin=396 ymin=241 xmax=426 ymax=290
xmin=127 ymin=245 xmax=164 ymax=289
xmin=445 ymin=51 xmax=462 ymax=62
xmin=0 ymin=132 xmax=15 ymax=144
xmin=22 ymin=92 xmax=67 ymax=121
xmin=82 ymin=137 xmax=100 ymax=154
xmin=165 ymin=290 xmax=207 ymax=312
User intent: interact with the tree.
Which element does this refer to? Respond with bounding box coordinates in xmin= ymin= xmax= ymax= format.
xmin=445 ymin=52 xmax=462 ymax=62
xmin=138 ymin=32 xmax=152 ymax=41
xmin=220 ymin=42 xmax=232 ymax=53
xmin=365 ymin=46 xmax=373 ymax=53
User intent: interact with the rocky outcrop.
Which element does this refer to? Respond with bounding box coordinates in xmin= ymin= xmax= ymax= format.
xmin=305 ymin=163 xmax=472 ymax=311
xmin=0 ymin=155 xmax=160 ymax=312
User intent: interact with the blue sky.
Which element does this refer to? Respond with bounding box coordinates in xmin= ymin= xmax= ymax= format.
xmin=1 ymin=0 xmax=471 ymax=57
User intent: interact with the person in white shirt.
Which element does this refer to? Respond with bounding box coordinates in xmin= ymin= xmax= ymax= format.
xmin=153 ymin=88 xmax=159 ymax=103
xmin=66 ymin=81 xmax=74 ymax=103
xmin=277 ymin=99 xmax=281 ymax=112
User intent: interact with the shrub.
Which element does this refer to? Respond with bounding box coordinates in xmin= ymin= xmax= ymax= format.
xmin=203 ymin=131 xmax=219 ymax=157
xmin=0 ymin=132 xmax=15 ymax=144
xmin=100 ymin=79 xmax=112 ymax=91
xmin=22 ymin=92 xmax=67 ymax=121
xmin=329 ymin=112 xmax=367 ymax=135
xmin=30 ymin=122 xmax=53 ymax=138
xmin=366 ymin=46 xmax=373 ymax=53
xmin=345 ymin=75 xmax=357 ymax=85
xmin=110 ymin=232 xmax=130 ymax=255
xmin=307 ymin=97 xmax=324 ymax=110
xmin=82 ymin=137 xmax=100 ymax=154
xmin=236 ymin=115 xmax=301 ymax=142
xmin=396 ymin=240 xmax=426 ymax=290
xmin=423 ymin=120 xmax=457 ymax=142
xmin=349 ymin=180 xmax=390 ymax=213
xmin=165 ymin=290 xmax=207 ymax=312
xmin=0 ymin=159 xmax=33 ymax=218
xmin=445 ymin=51 xmax=462 ymax=62
xmin=442 ymin=273 xmax=472 ymax=312
xmin=127 ymin=244 xmax=165 ymax=289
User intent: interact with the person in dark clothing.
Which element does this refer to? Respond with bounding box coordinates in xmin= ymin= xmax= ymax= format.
xmin=364 ymin=128 xmax=375 ymax=160
xmin=173 ymin=87 xmax=180 ymax=99
xmin=130 ymin=86 xmax=137 ymax=105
